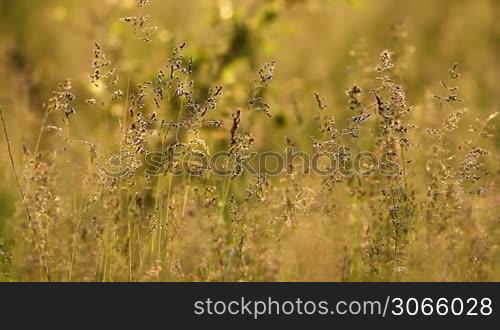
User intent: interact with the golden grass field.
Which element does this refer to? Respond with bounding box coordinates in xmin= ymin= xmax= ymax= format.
xmin=0 ymin=0 xmax=498 ymax=281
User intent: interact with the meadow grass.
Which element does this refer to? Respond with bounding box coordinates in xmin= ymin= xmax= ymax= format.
xmin=0 ymin=0 xmax=498 ymax=282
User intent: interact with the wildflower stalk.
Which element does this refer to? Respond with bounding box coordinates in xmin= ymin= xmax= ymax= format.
xmin=220 ymin=176 xmax=233 ymax=222
xmin=0 ymin=106 xmax=52 ymax=281
xmin=400 ymin=146 xmax=408 ymax=192
xmin=34 ymin=107 xmax=50 ymax=157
